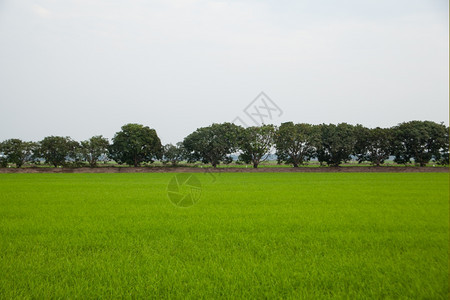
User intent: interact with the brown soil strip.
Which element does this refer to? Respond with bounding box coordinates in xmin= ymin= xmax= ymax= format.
xmin=0 ymin=166 xmax=447 ymax=173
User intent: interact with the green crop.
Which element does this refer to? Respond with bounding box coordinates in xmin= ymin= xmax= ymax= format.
xmin=0 ymin=173 xmax=448 ymax=299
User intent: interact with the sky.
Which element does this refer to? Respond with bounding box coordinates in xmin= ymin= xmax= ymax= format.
xmin=0 ymin=0 xmax=448 ymax=144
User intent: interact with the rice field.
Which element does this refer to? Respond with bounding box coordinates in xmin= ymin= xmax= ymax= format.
xmin=0 ymin=173 xmax=448 ymax=298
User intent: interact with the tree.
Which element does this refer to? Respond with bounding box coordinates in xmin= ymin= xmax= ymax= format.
xmin=238 ymin=125 xmax=276 ymax=168
xmin=316 ymin=123 xmax=356 ymax=167
xmin=275 ymin=122 xmax=317 ymax=167
xmin=162 ymin=142 xmax=186 ymax=166
xmin=80 ymin=135 xmax=110 ymax=167
xmin=434 ymin=126 xmax=449 ymax=165
xmin=354 ymin=126 xmax=393 ymax=166
xmin=109 ymin=123 xmax=162 ymax=167
xmin=183 ymin=123 xmax=243 ymax=168
xmin=37 ymin=136 xmax=80 ymax=167
xmin=0 ymin=141 xmax=7 ymax=167
xmin=0 ymin=139 xmax=37 ymax=168
xmin=0 ymin=157 xmax=6 ymax=168
xmin=392 ymin=121 xmax=448 ymax=167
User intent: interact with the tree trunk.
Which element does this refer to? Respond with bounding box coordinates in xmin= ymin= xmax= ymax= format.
xmin=253 ymin=162 xmax=258 ymax=168
xmin=293 ymin=162 xmax=299 ymax=168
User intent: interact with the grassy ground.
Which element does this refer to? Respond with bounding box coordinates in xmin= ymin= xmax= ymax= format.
xmin=0 ymin=173 xmax=448 ymax=298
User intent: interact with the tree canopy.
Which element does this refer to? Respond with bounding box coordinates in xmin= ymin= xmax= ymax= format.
xmin=316 ymin=123 xmax=356 ymax=167
xmin=238 ymin=125 xmax=276 ymax=168
xmin=392 ymin=121 xmax=448 ymax=167
xmin=38 ymin=136 xmax=79 ymax=167
xmin=275 ymin=122 xmax=318 ymax=167
xmin=80 ymin=135 xmax=110 ymax=167
xmin=0 ymin=139 xmax=37 ymax=168
xmin=183 ymin=123 xmax=243 ymax=168
xmin=1 ymin=120 xmax=448 ymax=168
xmin=354 ymin=126 xmax=393 ymax=166
xmin=109 ymin=124 xmax=162 ymax=167
xmin=162 ymin=142 xmax=186 ymax=166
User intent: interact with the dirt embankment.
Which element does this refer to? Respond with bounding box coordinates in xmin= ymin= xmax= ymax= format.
xmin=0 ymin=166 xmax=447 ymax=173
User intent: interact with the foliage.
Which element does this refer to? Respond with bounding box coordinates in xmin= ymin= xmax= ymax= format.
xmin=434 ymin=126 xmax=449 ymax=165
xmin=0 ymin=139 xmax=37 ymax=168
xmin=316 ymin=123 xmax=356 ymax=167
xmin=275 ymin=122 xmax=318 ymax=167
xmin=109 ymin=124 xmax=162 ymax=167
xmin=162 ymin=142 xmax=186 ymax=166
xmin=37 ymin=136 xmax=80 ymax=167
xmin=0 ymin=143 xmax=7 ymax=168
xmin=354 ymin=126 xmax=393 ymax=166
xmin=392 ymin=121 xmax=448 ymax=167
xmin=0 ymin=157 xmax=7 ymax=168
xmin=80 ymin=136 xmax=110 ymax=167
xmin=238 ymin=125 xmax=276 ymax=168
xmin=1 ymin=120 xmax=448 ymax=168
xmin=183 ymin=123 xmax=243 ymax=167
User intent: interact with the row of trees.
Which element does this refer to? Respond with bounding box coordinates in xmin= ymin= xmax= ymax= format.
xmin=0 ymin=121 xmax=448 ymax=168
xmin=0 ymin=124 xmax=161 ymax=168
xmin=182 ymin=121 xmax=449 ymax=168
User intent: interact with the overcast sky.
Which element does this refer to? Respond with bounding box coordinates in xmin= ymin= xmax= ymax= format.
xmin=0 ymin=0 xmax=448 ymax=144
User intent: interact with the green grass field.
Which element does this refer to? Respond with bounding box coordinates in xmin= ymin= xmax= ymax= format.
xmin=0 ymin=173 xmax=448 ymax=299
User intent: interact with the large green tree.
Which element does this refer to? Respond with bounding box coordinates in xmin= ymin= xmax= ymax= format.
xmin=316 ymin=123 xmax=356 ymax=167
xmin=354 ymin=126 xmax=393 ymax=166
xmin=80 ymin=135 xmax=110 ymax=167
xmin=109 ymin=124 xmax=162 ymax=167
xmin=37 ymin=136 xmax=80 ymax=167
xmin=183 ymin=123 xmax=243 ymax=168
xmin=275 ymin=122 xmax=318 ymax=167
xmin=392 ymin=121 xmax=448 ymax=167
xmin=0 ymin=139 xmax=37 ymax=168
xmin=238 ymin=125 xmax=276 ymax=168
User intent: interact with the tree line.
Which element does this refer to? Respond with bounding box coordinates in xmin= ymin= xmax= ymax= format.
xmin=0 ymin=121 xmax=448 ymax=168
